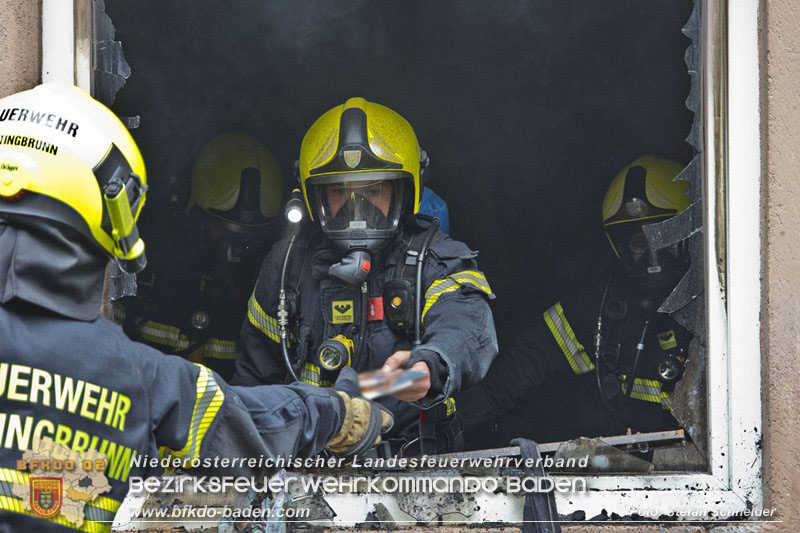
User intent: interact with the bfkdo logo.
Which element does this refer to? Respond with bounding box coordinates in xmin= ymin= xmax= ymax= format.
xmin=30 ymin=477 xmax=62 ymax=518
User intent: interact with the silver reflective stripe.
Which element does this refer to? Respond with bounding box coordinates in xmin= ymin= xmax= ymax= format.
xmin=543 ymin=303 xmax=594 ymax=374
xmin=139 ymin=321 xmax=190 ymax=351
xmin=203 ymin=339 xmax=240 ymax=360
xmin=247 ymin=292 xmax=281 ymax=343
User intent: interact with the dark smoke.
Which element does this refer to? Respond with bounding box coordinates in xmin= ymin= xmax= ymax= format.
xmin=104 ymin=0 xmax=693 ymax=343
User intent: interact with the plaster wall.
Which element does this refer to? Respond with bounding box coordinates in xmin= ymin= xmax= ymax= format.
xmin=761 ymin=0 xmax=800 ymax=531
xmin=0 ymin=0 xmax=40 ymax=97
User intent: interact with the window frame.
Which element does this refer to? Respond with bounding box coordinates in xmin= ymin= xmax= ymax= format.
xmin=52 ymin=0 xmax=762 ymax=523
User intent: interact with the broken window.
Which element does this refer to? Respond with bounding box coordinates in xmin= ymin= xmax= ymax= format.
xmin=96 ymin=0 xmax=706 ymax=472
xmin=79 ymin=0 xmax=762 ymax=523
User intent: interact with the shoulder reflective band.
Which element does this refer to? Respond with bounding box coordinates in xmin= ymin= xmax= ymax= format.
xmin=422 ymin=270 xmax=494 ymax=321
xmin=247 ymin=291 xmax=281 ymax=344
xmin=299 ymin=362 xmax=335 ymax=387
xmin=0 ymin=467 xmax=120 ymax=532
xmin=162 ymin=364 xmax=225 ymax=466
xmin=620 ymin=374 xmax=673 ymax=410
xmin=543 ymin=302 xmax=595 ymax=375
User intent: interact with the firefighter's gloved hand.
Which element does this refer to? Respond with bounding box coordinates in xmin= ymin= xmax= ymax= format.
xmin=325 ymin=368 xmax=394 ymax=457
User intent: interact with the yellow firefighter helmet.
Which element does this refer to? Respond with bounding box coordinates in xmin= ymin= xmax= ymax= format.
xmin=602 ymin=155 xmax=690 ymax=257
xmin=298 ymin=97 xmax=423 ymax=222
xmin=189 ymin=132 xmax=283 ymax=229
xmin=0 ymin=83 xmax=147 ymax=268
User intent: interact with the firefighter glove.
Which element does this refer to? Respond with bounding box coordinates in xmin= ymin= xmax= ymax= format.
xmin=326 ymin=368 xmax=394 ymax=457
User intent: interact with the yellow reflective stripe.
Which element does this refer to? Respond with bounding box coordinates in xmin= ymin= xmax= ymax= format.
xmin=448 ymin=270 xmax=491 ymax=292
xmin=421 ymin=270 xmax=494 ymax=321
xmin=0 ymin=495 xmax=111 ymax=532
xmin=0 ymin=467 xmax=28 ymax=484
xmin=163 ymin=364 xmax=225 ymax=464
xmin=300 ymin=361 xmax=321 ymax=385
xmin=299 ymin=363 xmax=334 ymax=387
xmin=422 ymin=282 xmax=460 ymax=320
xmin=543 ymin=303 xmax=594 ymax=374
xmin=660 ymin=391 xmax=673 ymax=411
xmin=444 ymin=397 xmax=456 ymax=417
xmin=111 ymin=302 xmax=126 ymax=324
xmin=139 ymin=320 xmax=190 ymax=351
xmin=620 ymin=375 xmax=665 ymax=404
xmin=86 ymin=495 xmax=121 ymax=513
xmin=426 ymin=277 xmax=453 ymax=294
xmin=247 ymin=292 xmax=281 ymax=344
xmin=138 ymin=322 xmax=241 ymax=360
xmin=201 ymin=339 xmax=240 ymax=360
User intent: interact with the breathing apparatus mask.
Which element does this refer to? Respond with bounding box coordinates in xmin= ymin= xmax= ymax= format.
xmin=202 ymin=212 xmax=275 ymax=265
xmin=308 ymin=173 xmax=409 ymax=288
xmin=602 ymin=158 xmax=692 ymax=303
xmin=195 ymin=167 xmax=280 ymax=265
xmin=607 ymin=221 xmax=688 ymax=301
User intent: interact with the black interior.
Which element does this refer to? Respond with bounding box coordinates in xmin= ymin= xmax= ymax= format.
xmin=105 ymin=0 xmax=694 ymax=442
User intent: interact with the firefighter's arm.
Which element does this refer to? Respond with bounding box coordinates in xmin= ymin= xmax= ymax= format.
xmin=455 ymin=325 xmax=553 ymax=429
xmin=399 ymin=245 xmax=498 ymax=408
xmin=138 ymin=350 xmax=340 ymax=463
xmin=457 ymin=290 xmax=606 ymax=427
xmin=140 ymin=349 xmax=389 ymax=467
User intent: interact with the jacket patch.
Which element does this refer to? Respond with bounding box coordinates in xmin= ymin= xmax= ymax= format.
xmin=368 ymin=297 xmax=384 ymax=321
xmin=332 ymin=300 xmax=354 ymax=324
xmin=657 ymin=330 xmax=678 ymax=350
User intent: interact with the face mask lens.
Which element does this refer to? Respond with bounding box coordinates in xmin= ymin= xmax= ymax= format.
xmin=627 ymin=232 xmax=650 ymax=257
xmin=610 ymin=222 xmax=690 ymax=297
xmin=316 ymin=178 xmax=405 ymax=232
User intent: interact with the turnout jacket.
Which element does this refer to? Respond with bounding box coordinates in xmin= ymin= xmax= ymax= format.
xmin=233 ymin=226 xmax=498 ymax=446
xmin=458 ymin=270 xmax=691 ymax=443
xmin=112 ymin=228 xmax=263 ymax=382
xmin=0 ymin=221 xmax=343 ymax=533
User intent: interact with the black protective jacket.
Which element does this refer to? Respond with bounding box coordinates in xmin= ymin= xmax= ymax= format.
xmin=233 ymin=225 xmax=498 ymax=450
xmin=457 ymin=270 xmax=691 ymax=448
xmin=113 ymin=218 xmax=264 ymax=381
xmin=0 ymin=220 xmax=343 ymax=532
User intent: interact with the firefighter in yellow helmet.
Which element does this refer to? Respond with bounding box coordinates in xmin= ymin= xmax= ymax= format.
xmin=457 ymin=155 xmax=693 ymax=451
xmin=0 ymin=84 xmax=392 ymax=531
xmin=233 ymin=97 xmax=499 ymax=456
xmin=188 ymin=132 xmax=283 ymax=261
xmin=114 ymin=132 xmax=284 ymax=380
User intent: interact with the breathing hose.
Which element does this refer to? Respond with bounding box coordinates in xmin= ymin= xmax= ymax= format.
xmin=279 ymin=232 xmax=300 ymax=382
